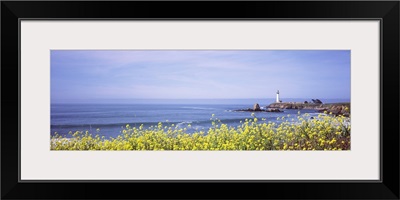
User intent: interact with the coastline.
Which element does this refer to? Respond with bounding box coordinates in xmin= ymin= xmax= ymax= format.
xmin=234 ymin=102 xmax=350 ymax=117
xmin=267 ymin=102 xmax=350 ymax=117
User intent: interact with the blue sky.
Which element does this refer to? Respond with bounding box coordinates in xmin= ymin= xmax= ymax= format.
xmin=51 ymin=50 xmax=350 ymax=103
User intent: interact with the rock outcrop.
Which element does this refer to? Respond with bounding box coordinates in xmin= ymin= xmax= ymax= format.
xmin=268 ymin=102 xmax=316 ymax=109
xmin=266 ymin=108 xmax=283 ymax=112
xmin=312 ymin=99 xmax=323 ymax=104
xmin=253 ymin=103 xmax=261 ymax=111
xmin=317 ymin=105 xmax=350 ymax=117
xmin=234 ymin=104 xmax=283 ymax=113
xmin=234 ymin=101 xmax=349 ymax=116
xmin=267 ymin=102 xmax=350 ymax=116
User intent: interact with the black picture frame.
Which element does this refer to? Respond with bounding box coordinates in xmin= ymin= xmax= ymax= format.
xmin=1 ymin=1 xmax=399 ymax=199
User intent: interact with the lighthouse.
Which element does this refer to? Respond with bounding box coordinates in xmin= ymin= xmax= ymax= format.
xmin=276 ymin=90 xmax=280 ymax=103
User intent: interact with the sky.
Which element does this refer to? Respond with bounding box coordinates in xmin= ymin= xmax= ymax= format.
xmin=51 ymin=50 xmax=350 ymax=103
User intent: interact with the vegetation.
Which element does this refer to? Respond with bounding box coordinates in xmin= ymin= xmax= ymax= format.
xmin=50 ymin=112 xmax=350 ymax=151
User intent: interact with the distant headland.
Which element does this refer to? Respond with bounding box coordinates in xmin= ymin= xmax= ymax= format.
xmin=234 ymin=90 xmax=350 ymax=117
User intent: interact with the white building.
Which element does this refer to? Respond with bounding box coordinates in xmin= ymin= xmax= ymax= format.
xmin=276 ymin=90 xmax=280 ymax=103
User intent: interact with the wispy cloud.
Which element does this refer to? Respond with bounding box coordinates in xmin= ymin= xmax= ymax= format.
xmin=51 ymin=50 xmax=350 ymax=102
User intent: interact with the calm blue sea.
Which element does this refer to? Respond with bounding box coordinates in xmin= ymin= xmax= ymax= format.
xmin=51 ymin=98 xmax=349 ymax=138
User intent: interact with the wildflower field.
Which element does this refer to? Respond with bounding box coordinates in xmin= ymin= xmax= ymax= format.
xmin=50 ymin=112 xmax=350 ymax=151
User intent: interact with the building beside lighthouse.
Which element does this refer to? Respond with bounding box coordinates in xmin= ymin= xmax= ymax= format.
xmin=276 ymin=90 xmax=281 ymax=103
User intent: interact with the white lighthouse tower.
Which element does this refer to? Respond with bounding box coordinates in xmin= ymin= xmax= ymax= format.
xmin=276 ymin=90 xmax=280 ymax=103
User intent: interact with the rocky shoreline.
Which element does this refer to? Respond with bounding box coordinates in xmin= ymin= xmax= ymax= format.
xmin=235 ymin=102 xmax=350 ymax=116
xmin=234 ymin=103 xmax=283 ymax=112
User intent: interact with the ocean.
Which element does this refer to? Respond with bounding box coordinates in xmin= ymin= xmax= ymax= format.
xmin=51 ymin=98 xmax=350 ymax=138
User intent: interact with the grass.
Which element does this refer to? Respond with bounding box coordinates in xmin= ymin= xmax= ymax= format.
xmin=50 ymin=112 xmax=350 ymax=151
